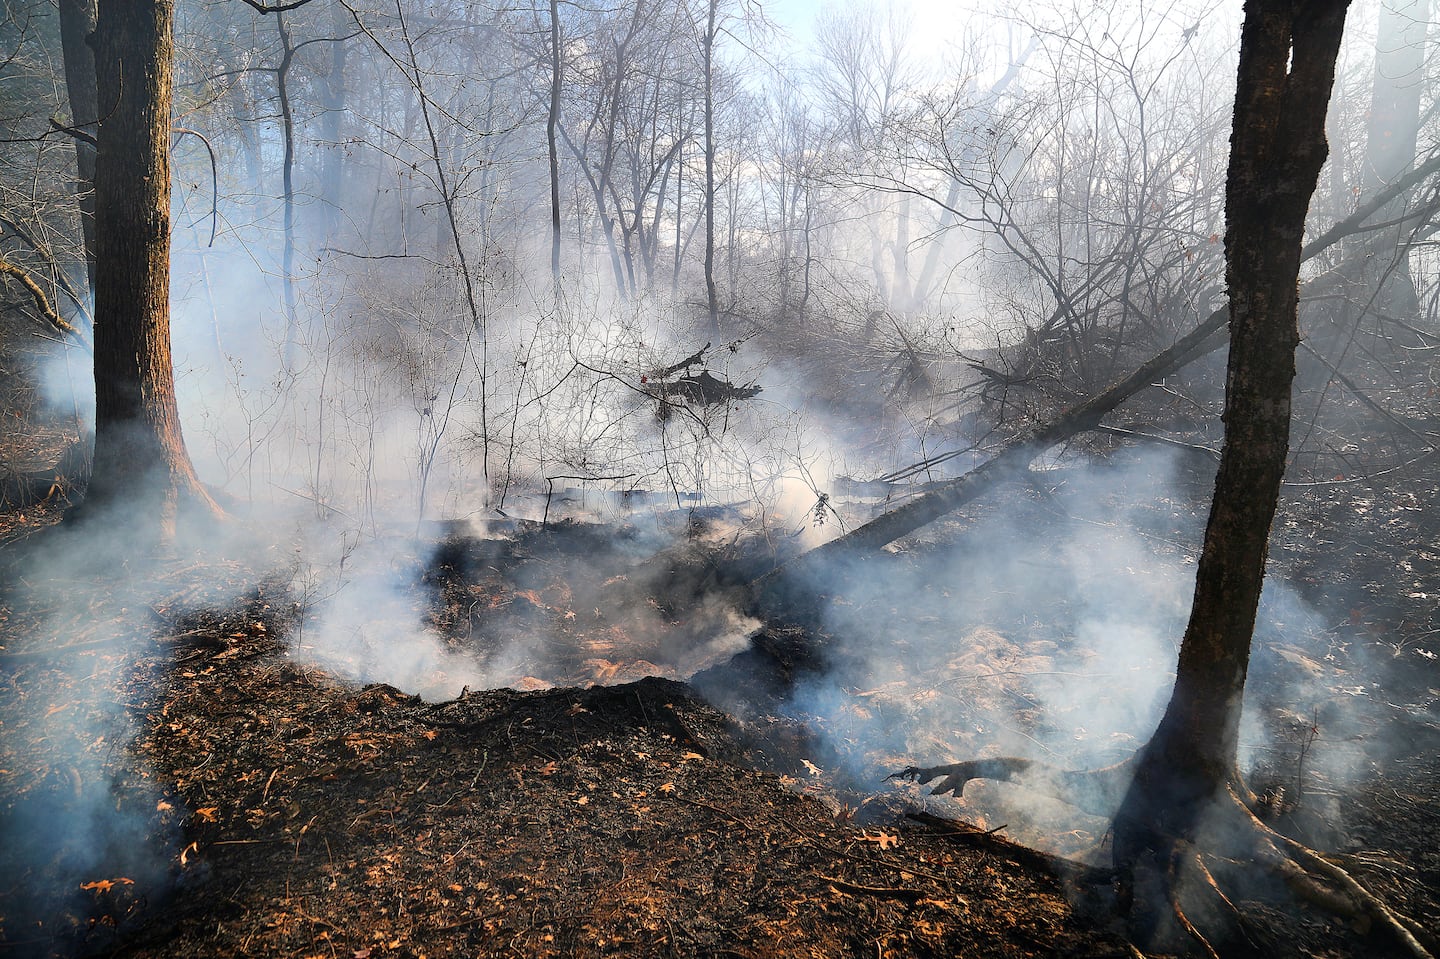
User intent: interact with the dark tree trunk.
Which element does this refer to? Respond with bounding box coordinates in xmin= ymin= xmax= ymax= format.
xmin=57 ymin=0 xmax=99 ymax=298
xmin=83 ymin=0 xmax=218 ymax=536
xmin=1114 ymin=0 xmax=1350 ymax=864
xmin=275 ymin=11 xmax=300 ymax=366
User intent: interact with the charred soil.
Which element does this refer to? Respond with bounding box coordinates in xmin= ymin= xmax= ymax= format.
xmin=1 ymin=455 xmax=1438 ymax=959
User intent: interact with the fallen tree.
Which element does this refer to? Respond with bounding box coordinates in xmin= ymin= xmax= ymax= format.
xmin=744 ymin=5 xmax=1438 ymax=956
xmin=747 ymin=144 xmax=1440 ymax=623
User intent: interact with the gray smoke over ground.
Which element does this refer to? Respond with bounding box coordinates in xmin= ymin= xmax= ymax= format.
xmin=0 ymin=500 xmax=280 ymax=954
xmin=754 ymin=447 xmax=1392 ymax=855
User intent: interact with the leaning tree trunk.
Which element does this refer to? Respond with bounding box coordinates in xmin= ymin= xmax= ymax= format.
xmin=745 ymin=150 xmax=1440 ymax=624
xmin=84 ymin=0 xmax=219 ymax=537
xmin=1113 ymin=0 xmax=1350 ymax=879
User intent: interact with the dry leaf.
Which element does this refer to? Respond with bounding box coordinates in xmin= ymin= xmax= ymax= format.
xmin=195 ymin=807 xmax=219 ymax=823
xmin=658 ymin=782 xmax=675 ymax=794
xmin=860 ymin=831 xmax=899 ymax=850
xmin=681 ymin=752 xmax=705 ymax=762
xmin=80 ymin=877 xmax=134 ymax=893
xmin=575 ymin=795 xmax=589 ymax=806
xmin=802 ymin=759 xmax=823 ymax=776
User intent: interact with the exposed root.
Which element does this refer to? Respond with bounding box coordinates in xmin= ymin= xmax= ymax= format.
xmin=1168 ymin=852 xmax=1222 ymax=959
xmin=892 ymin=759 xmax=1434 ymax=959
xmin=1268 ymin=828 xmax=1434 ymax=958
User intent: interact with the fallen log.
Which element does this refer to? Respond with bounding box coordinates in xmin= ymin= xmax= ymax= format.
xmin=745 ymin=309 xmax=1228 ymax=620
xmin=744 ymin=149 xmax=1440 ymax=623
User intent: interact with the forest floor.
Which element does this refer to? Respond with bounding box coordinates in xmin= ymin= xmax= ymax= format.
xmin=1 ymin=429 xmax=1439 ymax=958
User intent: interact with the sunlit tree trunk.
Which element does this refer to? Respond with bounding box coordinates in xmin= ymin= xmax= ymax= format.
xmin=1114 ymin=0 xmax=1350 ymax=867
xmin=84 ymin=0 xmax=219 ymax=535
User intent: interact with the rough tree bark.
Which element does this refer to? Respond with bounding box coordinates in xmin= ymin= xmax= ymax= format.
xmin=81 ymin=0 xmax=220 ymax=536
xmin=1112 ymin=0 xmax=1348 ymax=888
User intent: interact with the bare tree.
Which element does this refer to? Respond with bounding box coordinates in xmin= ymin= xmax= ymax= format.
xmin=920 ymin=9 xmax=1230 ymax=393
xmin=812 ymin=4 xmax=925 ymax=314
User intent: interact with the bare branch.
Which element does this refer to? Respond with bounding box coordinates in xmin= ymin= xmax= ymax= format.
xmin=0 ymin=255 xmax=90 ymax=347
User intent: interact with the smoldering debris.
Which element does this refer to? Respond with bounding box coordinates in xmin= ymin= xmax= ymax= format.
xmin=673 ymin=447 xmax=1416 ymax=863
xmin=285 ymin=511 xmax=791 ymax=701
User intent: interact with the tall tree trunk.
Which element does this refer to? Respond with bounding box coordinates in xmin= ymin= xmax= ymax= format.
xmin=1356 ymin=0 xmax=1429 ymax=318
xmin=1114 ymin=0 xmax=1350 ymax=868
xmin=319 ymin=3 xmax=349 ymax=242
xmin=547 ymin=0 xmax=562 ymax=289
xmin=702 ymin=0 xmax=719 ymax=337
xmin=891 ymin=194 xmax=913 ymax=312
xmin=275 ymin=11 xmax=300 ymax=367
xmin=84 ymin=0 xmax=219 ymax=535
xmin=57 ymin=0 xmax=99 ymax=298
xmin=1363 ymin=0 xmax=1428 ymax=196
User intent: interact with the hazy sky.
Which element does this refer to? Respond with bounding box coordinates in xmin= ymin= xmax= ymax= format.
xmin=758 ymin=0 xmax=1045 ymax=91
xmin=764 ymin=0 xmax=992 ymax=62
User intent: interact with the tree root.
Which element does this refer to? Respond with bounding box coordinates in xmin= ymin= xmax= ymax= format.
xmin=891 ymin=759 xmax=1435 ymax=959
xmin=1167 ymin=850 xmax=1224 ymax=959
xmin=1265 ymin=824 xmax=1433 ymax=957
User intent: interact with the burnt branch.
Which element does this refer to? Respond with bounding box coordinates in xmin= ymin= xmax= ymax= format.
xmin=652 ymin=370 xmax=761 ymax=406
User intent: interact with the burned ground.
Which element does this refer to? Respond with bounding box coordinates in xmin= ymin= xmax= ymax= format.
xmin=1 ymin=445 xmax=1438 ymax=959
